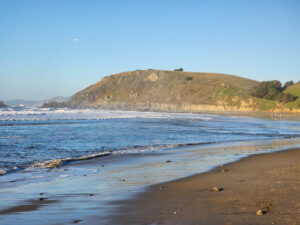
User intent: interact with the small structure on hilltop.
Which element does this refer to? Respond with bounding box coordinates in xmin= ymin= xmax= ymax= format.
xmin=174 ymin=68 xmax=183 ymax=72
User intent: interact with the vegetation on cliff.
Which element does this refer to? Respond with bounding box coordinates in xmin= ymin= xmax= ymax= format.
xmin=283 ymin=81 xmax=300 ymax=109
xmin=250 ymin=80 xmax=297 ymax=103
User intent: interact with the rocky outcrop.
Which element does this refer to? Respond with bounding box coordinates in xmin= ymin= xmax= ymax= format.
xmin=143 ymin=72 xmax=159 ymax=82
xmin=0 ymin=101 xmax=7 ymax=108
xmin=41 ymin=101 xmax=69 ymax=108
xmin=129 ymin=91 xmax=139 ymax=99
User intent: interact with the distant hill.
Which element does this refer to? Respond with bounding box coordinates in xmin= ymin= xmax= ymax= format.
xmin=7 ymin=96 xmax=70 ymax=107
xmin=6 ymin=99 xmax=40 ymax=107
xmin=0 ymin=101 xmax=7 ymax=108
xmin=45 ymin=96 xmax=70 ymax=103
xmin=45 ymin=69 xmax=300 ymax=113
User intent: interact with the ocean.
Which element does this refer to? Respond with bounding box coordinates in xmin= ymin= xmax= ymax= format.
xmin=0 ymin=107 xmax=300 ymax=224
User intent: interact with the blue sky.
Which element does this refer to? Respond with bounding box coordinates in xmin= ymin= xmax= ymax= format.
xmin=0 ymin=0 xmax=299 ymax=101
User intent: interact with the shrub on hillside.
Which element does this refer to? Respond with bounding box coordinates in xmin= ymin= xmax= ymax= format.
xmin=185 ymin=76 xmax=193 ymax=81
xmin=280 ymin=93 xmax=297 ymax=103
xmin=283 ymin=81 xmax=294 ymax=90
xmin=251 ymin=80 xmax=282 ymax=99
xmin=174 ymin=68 xmax=183 ymax=72
xmin=251 ymin=80 xmax=297 ymax=103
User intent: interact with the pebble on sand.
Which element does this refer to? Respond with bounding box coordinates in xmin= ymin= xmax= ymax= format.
xmin=256 ymin=209 xmax=267 ymax=215
xmin=212 ymin=186 xmax=224 ymax=192
xmin=220 ymin=168 xmax=229 ymax=173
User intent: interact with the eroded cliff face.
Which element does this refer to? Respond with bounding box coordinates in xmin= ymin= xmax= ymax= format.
xmin=88 ymin=101 xmax=300 ymax=114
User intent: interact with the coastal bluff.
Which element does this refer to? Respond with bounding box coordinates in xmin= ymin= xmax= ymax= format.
xmin=47 ymin=70 xmax=300 ymax=114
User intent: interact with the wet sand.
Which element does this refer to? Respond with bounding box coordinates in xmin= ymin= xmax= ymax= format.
xmin=0 ymin=199 xmax=58 ymax=215
xmin=109 ymin=148 xmax=300 ymax=225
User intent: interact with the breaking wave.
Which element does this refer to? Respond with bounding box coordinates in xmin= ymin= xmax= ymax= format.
xmin=0 ymin=141 xmax=219 ymax=177
xmin=0 ymin=107 xmax=213 ymax=121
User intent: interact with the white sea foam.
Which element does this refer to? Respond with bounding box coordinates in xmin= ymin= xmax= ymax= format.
xmin=111 ymin=143 xmax=187 ymax=155
xmin=0 ymin=107 xmax=213 ymax=121
xmin=29 ymin=151 xmax=112 ymax=169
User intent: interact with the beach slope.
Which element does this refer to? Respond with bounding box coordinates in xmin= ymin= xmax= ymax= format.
xmin=109 ymin=149 xmax=300 ymax=225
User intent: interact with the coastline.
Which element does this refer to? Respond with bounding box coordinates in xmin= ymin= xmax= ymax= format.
xmin=1 ymin=127 xmax=300 ymax=224
xmin=64 ymin=102 xmax=300 ymax=119
xmin=108 ymin=148 xmax=300 ymax=225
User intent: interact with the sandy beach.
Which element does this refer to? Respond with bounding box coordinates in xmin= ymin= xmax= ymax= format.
xmin=109 ymin=148 xmax=300 ymax=225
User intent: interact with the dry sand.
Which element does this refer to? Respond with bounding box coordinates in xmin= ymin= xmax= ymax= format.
xmin=109 ymin=149 xmax=300 ymax=225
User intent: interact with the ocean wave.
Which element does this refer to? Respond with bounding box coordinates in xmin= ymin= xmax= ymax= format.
xmin=29 ymin=151 xmax=112 ymax=169
xmin=110 ymin=141 xmax=218 ymax=155
xmin=0 ymin=141 xmax=218 ymax=176
xmin=0 ymin=151 xmax=111 ymax=177
xmin=0 ymin=107 xmax=213 ymax=121
xmin=0 ymin=170 xmax=6 ymax=176
xmin=29 ymin=143 xmax=212 ymax=169
xmin=0 ymin=166 xmax=21 ymax=177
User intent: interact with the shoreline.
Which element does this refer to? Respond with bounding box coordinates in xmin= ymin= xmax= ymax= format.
xmin=108 ymin=148 xmax=300 ymax=225
xmin=33 ymin=104 xmax=300 ymax=120
xmin=1 ymin=139 xmax=300 ymax=224
xmin=59 ymin=103 xmax=300 ymax=119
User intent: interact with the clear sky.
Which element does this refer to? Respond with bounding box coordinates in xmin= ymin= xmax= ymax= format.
xmin=0 ymin=0 xmax=299 ymax=101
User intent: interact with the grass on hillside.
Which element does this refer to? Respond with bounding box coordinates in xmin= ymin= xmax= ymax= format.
xmin=284 ymin=86 xmax=300 ymax=109
xmin=253 ymin=98 xmax=277 ymax=111
xmin=284 ymin=87 xmax=300 ymax=97
xmin=285 ymin=99 xmax=300 ymax=109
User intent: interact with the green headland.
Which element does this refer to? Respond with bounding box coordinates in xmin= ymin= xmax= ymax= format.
xmin=43 ymin=69 xmax=300 ymax=114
